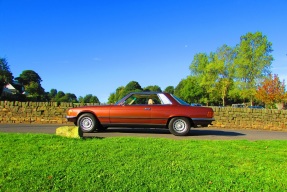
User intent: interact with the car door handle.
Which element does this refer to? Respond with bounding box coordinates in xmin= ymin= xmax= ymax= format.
xmin=144 ymin=108 xmax=151 ymax=110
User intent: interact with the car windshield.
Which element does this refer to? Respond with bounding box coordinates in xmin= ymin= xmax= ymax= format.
xmin=171 ymin=95 xmax=189 ymax=106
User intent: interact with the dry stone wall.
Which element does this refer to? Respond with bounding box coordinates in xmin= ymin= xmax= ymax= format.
xmin=211 ymin=107 xmax=287 ymax=131
xmin=0 ymin=101 xmax=286 ymax=131
xmin=0 ymin=101 xmax=96 ymax=124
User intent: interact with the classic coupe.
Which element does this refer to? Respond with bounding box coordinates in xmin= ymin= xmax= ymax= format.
xmin=66 ymin=92 xmax=214 ymax=136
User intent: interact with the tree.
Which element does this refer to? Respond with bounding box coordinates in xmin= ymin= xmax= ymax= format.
xmin=56 ymin=93 xmax=77 ymax=102
xmin=255 ymin=74 xmax=286 ymax=108
xmin=174 ymin=76 xmax=204 ymax=104
xmin=16 ymin=70 xmax=42 ymax=85
xmin=108 ymin=86 xmax=125 ymax=104
xmin=108 ymin=81 xmax=143 ymax=104
xmin=0 ymin=58 xmax=13 ymax=96
xmin=16 ymin=70 xmax=45 ymax=101
xmin=143 ymin=85 xmax=162 ymax=92
xmin=55 ymin=91 xmax=65 ymax=101
xmin=189 ymin=53 xmax=212 ymax=104
xmin=125 ymin=81 xmax=142 ymax=92
xmin=189 ymin=53 xmax=210 ymax=76
xmin=52 ymin=91 xmax=78 ymax=102
xmin=107 ymin=93 xmax=116 ymax=104
xmin=164 ymin=86 xmax=174 ymax=94
xmin=24 ymin=81 xmax=45 ymax=101
xmin=79 ymin=94 xmax=99 ymax=103
xmin=48 ymin=89 xmax=58 ymax=101
xmin=204 ymin=45 xmax=236 ymax=106
xmin=233 ymin=32 xmax=273 ymax=105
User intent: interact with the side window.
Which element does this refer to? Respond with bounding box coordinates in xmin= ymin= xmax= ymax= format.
xmin=124 ymin=94 xmax=163 ymax=105
xmin=124 ymin=94 xmax=149 ymax=105
xmin=150 ymin=96 xmax=161 ymax=104
xmin=125 ymin=96 xmax=137 ymax=105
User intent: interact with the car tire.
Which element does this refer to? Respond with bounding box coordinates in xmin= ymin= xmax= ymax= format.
xmin=168 ymin=117 xmax=191 ymax=136
xmin=77 ymin=113 xmax=97 ymax=133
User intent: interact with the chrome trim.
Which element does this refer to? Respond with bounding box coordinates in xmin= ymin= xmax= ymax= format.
xmin=192 ymin=118 xmax=215 ymax=121
xmin=66 ymin=116 xmax=77 ymax=119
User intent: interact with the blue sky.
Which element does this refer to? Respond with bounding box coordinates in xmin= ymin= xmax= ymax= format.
xmin=1 ymin=0 xmax=286 ymax=102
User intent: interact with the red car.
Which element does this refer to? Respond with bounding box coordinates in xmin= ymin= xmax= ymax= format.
xmin=66 ymin=92 xmax=214 ymax=136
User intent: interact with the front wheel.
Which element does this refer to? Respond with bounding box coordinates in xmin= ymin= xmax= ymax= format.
xmin=168 ymin=117 xmax=191 ymax=136
xmin=77 ymin=113 xmax=97 ymax=133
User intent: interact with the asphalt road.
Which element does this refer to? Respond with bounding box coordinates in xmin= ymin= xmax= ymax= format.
xmin=0 ymin=124 xmax=287 ymax=140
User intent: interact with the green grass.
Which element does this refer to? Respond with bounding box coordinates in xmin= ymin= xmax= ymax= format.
xmin=0 ymin=133 xmax=286 ymax=191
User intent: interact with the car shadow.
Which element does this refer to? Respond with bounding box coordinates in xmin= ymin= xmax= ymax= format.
xmin=83 ymin=127 xmax=245 ymax=138
xmin=105 ymin=128 xmax=171 ymax=134
xmin=190 ymin=129 xmax=245 ymax=137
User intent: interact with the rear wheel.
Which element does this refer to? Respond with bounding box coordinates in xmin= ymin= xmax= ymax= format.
xmin=168 ymin=117 xmax=191 ymax=136
xmin=77 ymin=113 xmax=97 ymax=133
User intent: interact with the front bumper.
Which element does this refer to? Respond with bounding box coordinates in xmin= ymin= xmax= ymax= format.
xmin=66 ymin=116 xmax=77 ymax=123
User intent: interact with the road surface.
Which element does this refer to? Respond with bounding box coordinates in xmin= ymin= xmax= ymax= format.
xmin=0 ymin=124 xmax=286 ymax=140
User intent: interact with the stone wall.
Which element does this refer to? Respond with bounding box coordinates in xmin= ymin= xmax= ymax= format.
xmin=211 ymin=107 xmax=287 ymax=131
xmin=0 ymin=101 xmax=97 ymax=124
xmin=0 ymin=101 xmax=286 ymax=131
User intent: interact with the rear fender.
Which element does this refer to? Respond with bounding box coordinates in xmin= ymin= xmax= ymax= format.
xmin=166 ymin=116 xmax=195 ymax=128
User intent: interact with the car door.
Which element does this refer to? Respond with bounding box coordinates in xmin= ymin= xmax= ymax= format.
xmin=149 ymin=105 xmax=173 ymax=125
xmin=109 ymin=104 xmax=151 ymax=126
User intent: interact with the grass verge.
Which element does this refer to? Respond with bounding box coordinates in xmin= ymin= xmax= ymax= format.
xmin=0 ymin=133 xmax=286 ymax=191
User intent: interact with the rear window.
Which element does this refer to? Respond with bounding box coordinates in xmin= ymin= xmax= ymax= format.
xmin=157 ymin=93 xmax=172 ymax=104
xmin=171 ymin=95 xmax=189 ymax=106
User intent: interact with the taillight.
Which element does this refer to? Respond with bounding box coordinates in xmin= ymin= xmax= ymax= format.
xmin=207 ymin=111 xmax=214 ymax=118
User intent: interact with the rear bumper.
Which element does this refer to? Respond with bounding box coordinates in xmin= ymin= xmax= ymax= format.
xmin=191 ymin=118 xmax=215 ymax=126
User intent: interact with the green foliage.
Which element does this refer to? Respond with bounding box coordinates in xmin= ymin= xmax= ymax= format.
xmin=16 ymin=70 xmax=46 ymax=101
xmin=174 ymin=76 xmax=204 ymax=104
xmin=189 ymin=53 xmax=210 ymax=76
xmin=15 ymin=70 xmax=42 ymax=85
xmin=108 ymin=81 xmax=144 ymax=104
xmin=143 ymin=85 xmax=162 ymax=92
xmin=0 ymin=58 xmax=13 ymax=95
xmin=125 ymin=81 xmax=142 ymax=92
xmin=79 ymin=94 xmax=100 ymax=103
xmin=48 ymin=89 xmax=78 ymax=102
xmin=108 ymin=82 xmax=166 ymax=104
xmin=205 ymin=45 xmax=236 ymax=106
xmin=164 ymin=86 xmax=174 ymax=94
xmin=188 ymin=45 xmax=237 ymax=105
xmin=48 ymin=89 xmax=57 ymax=99
xmin=59 ymin=93 xmax=78 ymax=103
xmin=55 ymin=91 xmax=65 ymax=100
xmin=108 ymin=86 xmax=125 ymax=104
xmin=0 ymin=133 xmax=287 ymax=191
xmin=233 ymin=32 xmax=273 ymax=104
xmin=186 ymin=32 xmax=275 ymax=106
xmin=25 ymin=81 xmax=45 ymax=100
